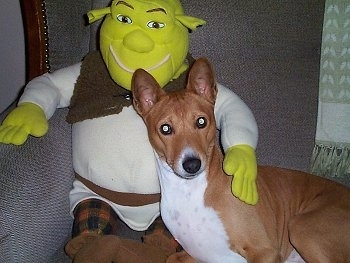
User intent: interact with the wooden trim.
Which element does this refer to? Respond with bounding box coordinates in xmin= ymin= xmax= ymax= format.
xmin=20 ymin=0 xmax=49 ymax=81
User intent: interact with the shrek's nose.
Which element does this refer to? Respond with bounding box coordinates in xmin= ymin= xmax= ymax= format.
xmin=123 ymin=30 xmax=154 ymax=53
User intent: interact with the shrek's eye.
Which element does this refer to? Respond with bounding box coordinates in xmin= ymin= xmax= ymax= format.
xmin=117 ymin=15 xmax=132 ymax=24
xmin=147 ymin=21 xmax=165 ymax=29
xmin=196 ymin=117 xmax=207 ymax=129
xmin=160 ymin=124 xmax=172 ymax=135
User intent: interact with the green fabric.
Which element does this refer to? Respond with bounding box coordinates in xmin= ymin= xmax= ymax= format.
xmin=311 ymin=0 xmax=350 ymax=177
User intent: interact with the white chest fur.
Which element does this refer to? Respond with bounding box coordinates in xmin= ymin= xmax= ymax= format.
xmin=155 ymin=155 xmax=246 ymax=263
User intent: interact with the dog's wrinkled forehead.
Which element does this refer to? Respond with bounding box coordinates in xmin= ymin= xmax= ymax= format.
xmin=131 ymin=57 xmax=217 ymax=122
xmin=149 ymin=90 xmax=214 ymax=122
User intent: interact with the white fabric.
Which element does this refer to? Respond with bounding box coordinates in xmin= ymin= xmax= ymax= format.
xmin=72 ymin=106 xmax=160 ymax=194
xmin=19 ymin=63 xmax=81 ymax=118
xmin=316 ymin=1 xmax=350 ymax=145
xmin=215 ymin=83 xmax=258 ymax=150
xmin=316 ymin=101 xmax=350 ymax=143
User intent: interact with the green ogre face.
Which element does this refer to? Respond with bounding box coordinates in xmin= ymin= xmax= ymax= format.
xmin=100 ymin=0 xmax=191 ymax=90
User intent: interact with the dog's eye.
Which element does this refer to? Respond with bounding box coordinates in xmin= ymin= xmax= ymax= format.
xmin=196 ymin=117 xmax=207 ymax=129
xmin=160 ymin=124 xmax=172 ymax=135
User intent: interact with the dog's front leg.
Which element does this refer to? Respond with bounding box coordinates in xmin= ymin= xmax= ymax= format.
xmin=167 ymin=250 xmax=197 ymax=263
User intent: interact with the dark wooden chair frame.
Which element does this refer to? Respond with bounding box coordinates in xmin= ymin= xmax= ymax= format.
xmin=20 ymin=0 xmax=49 ymax=82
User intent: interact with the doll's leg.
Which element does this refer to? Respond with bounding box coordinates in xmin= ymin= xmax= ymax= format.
xmin=65 ymin=198 xmax=119 ymax=258
xmin=143 ymin=216 xmax=182 ymax=255
xmin=71 ymin=198 xmax=118 ymax=237
xmin=65 ymin=199 xmax=170 ymax=263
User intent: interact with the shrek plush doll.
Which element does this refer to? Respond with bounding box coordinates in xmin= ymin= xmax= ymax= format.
xmin=0 ymin=0 xmax=258 ymax=261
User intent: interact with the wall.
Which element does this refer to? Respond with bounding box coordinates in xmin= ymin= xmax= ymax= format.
xmin=0 ymin=0 xmax=25 ymax=113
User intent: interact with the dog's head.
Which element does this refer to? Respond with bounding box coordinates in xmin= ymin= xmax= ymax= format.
xmin=132 ymin=58 xmax=218 ymax=179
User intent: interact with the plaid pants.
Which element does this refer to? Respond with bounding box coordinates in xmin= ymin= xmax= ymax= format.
xmin=72 ymin=198 xmax=119 ymax=237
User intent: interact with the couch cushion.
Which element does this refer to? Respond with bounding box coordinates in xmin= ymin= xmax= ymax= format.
xmin=0 ymin=107 xmax=74 ymax=262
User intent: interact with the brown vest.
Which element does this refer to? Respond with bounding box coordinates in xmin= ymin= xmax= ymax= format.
xmin=66 ymin=51 xmax=195 ymax=124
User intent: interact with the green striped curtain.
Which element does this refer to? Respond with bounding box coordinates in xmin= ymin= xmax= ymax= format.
xmin=311 ymin=0 xmax=350 ymax=178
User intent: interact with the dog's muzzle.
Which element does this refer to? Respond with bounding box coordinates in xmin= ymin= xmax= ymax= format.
xmin=181 ymin=157 xmax=202 ymax=179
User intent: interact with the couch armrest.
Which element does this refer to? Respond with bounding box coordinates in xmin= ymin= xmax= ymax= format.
xmin=0 ymin=106 xmax=74 ymax=262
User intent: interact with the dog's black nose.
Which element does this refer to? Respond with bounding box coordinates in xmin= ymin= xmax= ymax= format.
xmin=182 ymin=157 xmax=201 ymax=174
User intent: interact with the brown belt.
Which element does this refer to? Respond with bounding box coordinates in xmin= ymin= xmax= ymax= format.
xmin=75 ymin=173 xmax=161 ymax=207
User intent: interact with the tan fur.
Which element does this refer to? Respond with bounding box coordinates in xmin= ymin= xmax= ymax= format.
xmin=132 ymin=58 xmax=350 ymax=263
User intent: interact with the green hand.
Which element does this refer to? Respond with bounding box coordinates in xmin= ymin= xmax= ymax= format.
xmin=223 ymin=144 xmax=258 ymax=205
xmin=0 ymin=102 xmax=48 ymax=145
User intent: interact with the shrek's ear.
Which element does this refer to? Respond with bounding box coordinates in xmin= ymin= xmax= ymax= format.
xmin=176 ymin=15 xmax=206 ymax=31
xmin=87 ymin=7 xmax=111 ymax=23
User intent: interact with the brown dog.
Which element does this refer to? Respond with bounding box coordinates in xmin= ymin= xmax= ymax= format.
xmin=132 ymin=58 xmax=350 ymax=263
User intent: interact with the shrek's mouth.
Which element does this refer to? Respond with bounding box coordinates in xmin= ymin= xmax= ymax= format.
xmin=109 ymin=45 xmax=170 ymax=73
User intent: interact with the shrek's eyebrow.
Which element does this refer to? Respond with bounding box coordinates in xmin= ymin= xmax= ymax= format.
xmin=116 ymin=1 xmax=134 ymax=9
xmin=147 ymin=8 xmax=167 ymax=14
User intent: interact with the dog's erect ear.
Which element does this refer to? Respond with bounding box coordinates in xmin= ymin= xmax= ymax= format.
xmin=132 ymin=69 xmax=165 ymax=116
xmin=187 ymin=58 xmax=217 ymax=104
